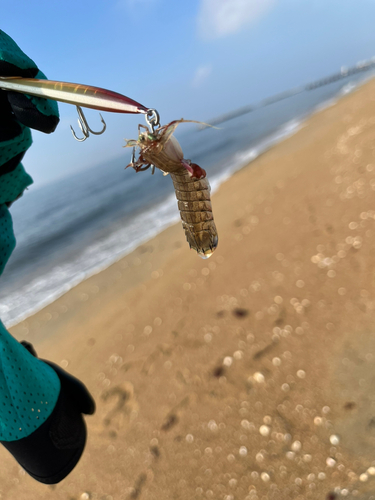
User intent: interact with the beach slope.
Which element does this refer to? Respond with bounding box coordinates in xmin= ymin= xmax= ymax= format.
xmin=4 ymin=78 xmax=375 ymax=499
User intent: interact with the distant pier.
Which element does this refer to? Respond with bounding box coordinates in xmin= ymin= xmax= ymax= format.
xmin=201 ymin=58 xmax=375 ymax=128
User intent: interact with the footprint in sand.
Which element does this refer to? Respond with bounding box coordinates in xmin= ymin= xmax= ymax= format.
xmin=160 ymin=394 xmax=194 ymax=432
xmin=100 ymin=381 xmax=139 ymax=436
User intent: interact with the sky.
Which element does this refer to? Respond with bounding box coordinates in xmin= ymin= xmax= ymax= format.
xmin=2 ymin=0 xmax=375 ymax=186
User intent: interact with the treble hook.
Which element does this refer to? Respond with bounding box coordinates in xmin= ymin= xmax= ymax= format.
xmin=70 ymin=105 xmax=107 ymax=142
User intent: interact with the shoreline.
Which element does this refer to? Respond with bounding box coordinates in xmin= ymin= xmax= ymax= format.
xmin=3 ymin=75 xmax=370 ymax=330
xmin=3 ymin=77 xmax=375 ymax=498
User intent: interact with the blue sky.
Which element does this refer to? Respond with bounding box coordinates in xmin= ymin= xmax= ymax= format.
xmin=3 ymin=0 xmax=375 ymax=186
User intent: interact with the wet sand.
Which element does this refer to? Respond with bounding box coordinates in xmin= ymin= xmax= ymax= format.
xmin=4 ymin=78 xmax=375 ymax=499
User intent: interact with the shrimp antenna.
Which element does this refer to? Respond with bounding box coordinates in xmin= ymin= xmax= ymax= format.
xmin=70 ymin=105 xmax=107 ymax=142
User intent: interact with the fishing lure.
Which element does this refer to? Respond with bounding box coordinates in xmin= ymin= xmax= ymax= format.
xmin=0 ymin=77 xmax=147 ymax=114
xmin=124 ymin=112 xmax=218 ymax=259
xmin=0 ymin=77 xmax=147 ymax=141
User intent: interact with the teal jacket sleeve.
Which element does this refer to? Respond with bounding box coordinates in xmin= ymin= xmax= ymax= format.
xmin=0 ymin=31 xmax=95 ymax=485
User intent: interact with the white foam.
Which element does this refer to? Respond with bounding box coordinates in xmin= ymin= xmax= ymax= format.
xmin=2 ymin=193 xmax=179 ymax=327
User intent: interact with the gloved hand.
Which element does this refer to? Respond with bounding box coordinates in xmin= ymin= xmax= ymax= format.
xmin=0 ymin=29 xmax=60 ymax=275
xmin=0 ymin=339 xmax=95 ymax=485
xmin=0 ymin=30 xmax=59 ymax=207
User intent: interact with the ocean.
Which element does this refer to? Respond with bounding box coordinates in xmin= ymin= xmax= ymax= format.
xmin=0 ymin=72 xmax=373 ymax=327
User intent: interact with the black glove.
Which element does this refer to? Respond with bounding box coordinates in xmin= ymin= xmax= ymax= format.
xmin=0 ymin=29 xmax=59 ymax=208
xmin=0 ymin=341 xmax=95 ymax=484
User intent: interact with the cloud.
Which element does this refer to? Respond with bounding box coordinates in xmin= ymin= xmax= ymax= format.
xmin=192 ymin=64 xmax=213 ymax=88
xmin=197 ymin=0 xmax=275 ymax=39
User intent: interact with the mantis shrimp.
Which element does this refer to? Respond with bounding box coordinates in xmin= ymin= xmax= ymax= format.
xmin=124 ymin=113 xmax=218 ymax=259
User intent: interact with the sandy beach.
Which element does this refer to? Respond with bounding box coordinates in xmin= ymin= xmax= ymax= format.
xmin=3 ymin=78 xmax=375 ymax=499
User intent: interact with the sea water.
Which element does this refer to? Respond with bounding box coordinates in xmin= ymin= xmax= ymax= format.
xmin=0 ymin=72 xmax=373 ymax=327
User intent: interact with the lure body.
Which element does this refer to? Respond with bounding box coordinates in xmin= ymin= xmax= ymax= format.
xmin=125 ymin=120 xmax=218 ymax=258
xmin=0 ymin=77 xmax=147 ymax=114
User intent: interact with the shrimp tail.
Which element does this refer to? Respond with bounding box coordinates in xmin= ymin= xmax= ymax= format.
xmin=171 ymin=169 xmax=218 ymax=259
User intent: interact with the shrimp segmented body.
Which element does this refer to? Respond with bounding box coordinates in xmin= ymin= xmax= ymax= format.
xmin=125 ymin=119 xmax=218 ymax=259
